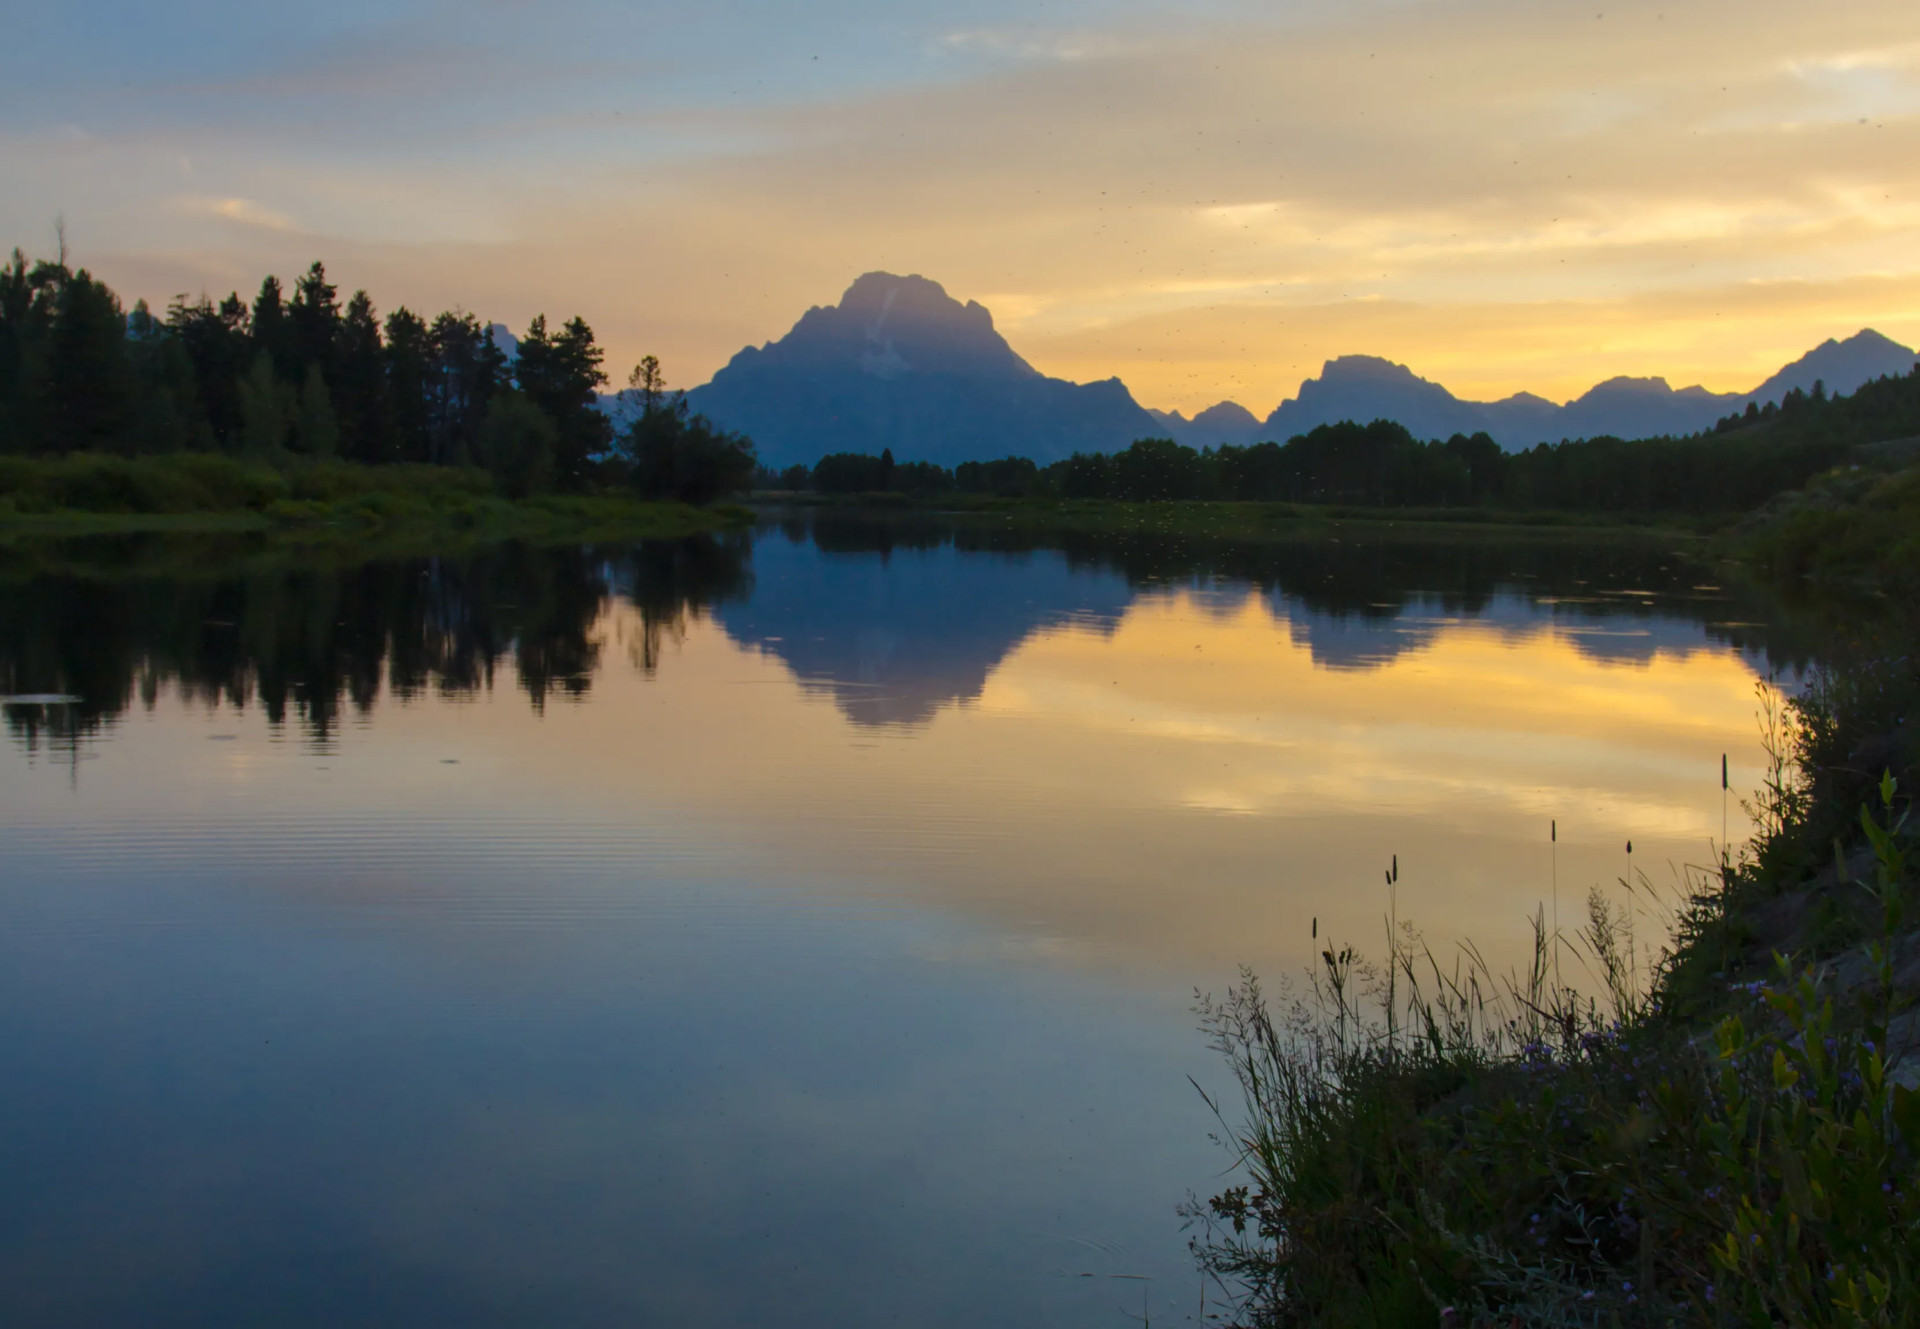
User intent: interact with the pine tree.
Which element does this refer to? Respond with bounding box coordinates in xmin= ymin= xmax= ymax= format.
xmin=251 ymin=275 xmax=290 ymax=379
xmin=384 ymin=307 xmax=432 ymax=463
xmin=166 ymin=292 xmax=251 ymax=449
xmin=515 ymin=314 xmax=609 ymax=488
xmin=237 ymin=351 xmax=295 ymax=457
xmin=333 ymin=291 xmax=390 ymax=463
xmin=44 ymin=269 xmax=133 ymax=454
xmin=294 ymin=363 xmax=339 ymax=459
xmin=287 ymin=261 xmax=340 ymax=384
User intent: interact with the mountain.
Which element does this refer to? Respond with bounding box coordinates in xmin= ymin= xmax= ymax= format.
xmin=1148 ymin=401 xmax=1264 ymax=449
xmin=1261 ymin=356 xmax=1741 ymax=449
xmin=1747 ymin=329 xmax=1918 ymax=404
xmin=1553 ymin=378 xmax=1738 ymax=444
xmin=1262 ymin=330 xmax=1917 ymax=451
xmin=688 ymin=272 xmax=1918 ymax=462
xmin=686 ymin=273 xmax=1162 ymax=468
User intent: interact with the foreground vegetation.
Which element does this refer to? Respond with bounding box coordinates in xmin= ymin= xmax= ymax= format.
xmin=1190 ymin=544 xmax=1920 ymax=1323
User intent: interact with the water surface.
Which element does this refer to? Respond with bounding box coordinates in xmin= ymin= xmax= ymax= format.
xmin=0 ymin=517 xmax=1806 ymax=1326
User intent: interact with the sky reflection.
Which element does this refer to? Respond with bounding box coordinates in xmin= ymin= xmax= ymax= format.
xmin=0 ymin=523 xmax=1791 ymax=1325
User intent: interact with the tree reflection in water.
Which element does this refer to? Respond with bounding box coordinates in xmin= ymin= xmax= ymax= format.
xmin=0 ymin=533 xmax=752 ymax=755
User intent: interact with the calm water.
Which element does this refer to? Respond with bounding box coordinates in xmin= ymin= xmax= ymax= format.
xmin=0 ymin=517 xmax=1809 ymax=1326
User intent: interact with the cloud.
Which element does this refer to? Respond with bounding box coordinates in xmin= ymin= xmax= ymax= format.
xmin=935 ymin=26 xmax=1147 ymax=64
xmin=7 ymin=0 xmax=1918 ymax=412
xmin=181 ymin=196 xmax=297 ymax=231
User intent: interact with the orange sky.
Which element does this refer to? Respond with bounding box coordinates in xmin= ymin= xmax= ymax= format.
xmin=6 ymin=0 xmax=1917 ymax=412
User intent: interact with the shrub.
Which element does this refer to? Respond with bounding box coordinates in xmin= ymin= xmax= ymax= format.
xmin=478 ymin=392 xmax=558 ymax=498
xmin=0 ymin=452 xmax=289 ymax=513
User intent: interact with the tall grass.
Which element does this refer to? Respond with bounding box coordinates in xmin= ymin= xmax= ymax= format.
xmin=1190 ymin=774 xmax=1917 ymax=1328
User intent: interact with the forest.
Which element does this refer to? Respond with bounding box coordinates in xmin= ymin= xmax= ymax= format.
xmin=799 ymin=366 xmax=1920 ymax=516
xmin=0 ymin=251 xmax=756 ymax=505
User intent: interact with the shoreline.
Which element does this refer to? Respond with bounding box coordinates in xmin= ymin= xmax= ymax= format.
xmin=749 ymin=494 xmax=1719 ymax=541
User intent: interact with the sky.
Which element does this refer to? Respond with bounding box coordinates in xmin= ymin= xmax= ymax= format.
xmin=3 ymin=0 xmax=1917 ymax=414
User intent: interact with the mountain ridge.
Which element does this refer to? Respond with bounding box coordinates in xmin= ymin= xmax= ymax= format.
xmin=1253 ymin=329 xmax=1918 ymax=449
xmin=686 ymin=273 xmax=1918 ymax=461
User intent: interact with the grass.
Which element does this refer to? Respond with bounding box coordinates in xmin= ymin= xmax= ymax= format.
xmin=0 ymin=452 xmax=751 ymax=547
xmin=1192 ymin=650 xmax=1920 ymax=1326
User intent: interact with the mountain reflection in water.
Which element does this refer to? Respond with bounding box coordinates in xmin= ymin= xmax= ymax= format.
xmin=3 ymin=516 xmax=1806 ymax=750
xmin=0 ymin=514 xmax=1808 ymax=1327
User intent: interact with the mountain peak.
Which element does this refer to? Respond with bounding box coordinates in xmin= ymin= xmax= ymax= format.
xmin=1575 ymin=376 xmax=1678 ymax=402
xmin=1750 ymin=328 xmax=1917 ymax=404
xmin=734 ymin=271 xmax=1040 ymax=383
xmin=1318 ymin=354 xmax=1433 ymax=386
xmin=687 ymin=273 xmax=1158 ymax=467
xmin=837 ymin=271 xmax=986 ymax=326
xmin=1190 ymin=401 xmax=1260 ymax=429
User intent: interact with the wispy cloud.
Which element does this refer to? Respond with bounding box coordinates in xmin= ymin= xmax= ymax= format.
xmin=180 ymin=196 xmax=298 ymax=232
xmin=935 ymin=26 xmax=1148 ymax=63
xmin=4 ymin=0 xmax=1917 ymax=412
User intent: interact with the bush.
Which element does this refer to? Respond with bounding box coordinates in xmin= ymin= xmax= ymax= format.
xmin=0 ymin=452 xmax=289 ymax=513
xmin=478 ymin=392 xmax=557 ymax=498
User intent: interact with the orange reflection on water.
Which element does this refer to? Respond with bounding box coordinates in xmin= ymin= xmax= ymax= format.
xmin=4 ymin=580 xmax=1772 ymax=997
xmin=517 ymin=585 xmax=1770 ymax=988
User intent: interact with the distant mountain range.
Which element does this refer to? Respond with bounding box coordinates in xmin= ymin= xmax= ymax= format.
xmin=1243 ymin=330 xmax=1919 ymax=451
xmin=686 ymin=273 xmax=1919 ymax=463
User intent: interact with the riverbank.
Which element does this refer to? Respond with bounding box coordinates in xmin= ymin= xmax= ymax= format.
xmin=755 ymin=492 xmax=1718 ymax=541
xmin=1190 ymin=479 xmax=1920 ymax=1326
xmin=0 ymin=453 xmax=750 ymax=547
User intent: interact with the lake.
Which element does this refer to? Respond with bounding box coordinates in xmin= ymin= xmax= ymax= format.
xmin=0 ymin=515 xmax=1808 ymax=1327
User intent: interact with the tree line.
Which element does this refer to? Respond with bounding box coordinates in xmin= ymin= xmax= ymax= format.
xmin=0 ymin=251 xmax=755 ymax=503
xmin=789 ymin=365 xmax=1920 ymax=515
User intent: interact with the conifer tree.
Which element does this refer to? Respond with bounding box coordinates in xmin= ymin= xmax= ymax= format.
xmin=384 ymin=307 xmax=432 ymax=463
xmin=333 ymin=291 xmax=390 ymax=463
xmin=294 ymin=363 xmax=339 ymax=459
xmin=237 ymin=351 xmax=295 ymax=457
